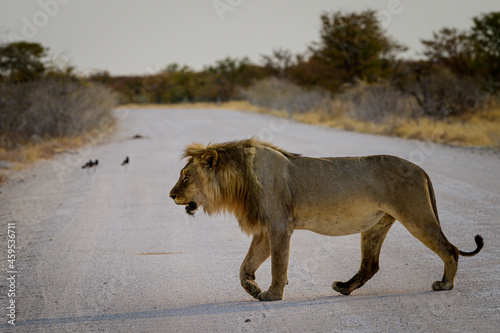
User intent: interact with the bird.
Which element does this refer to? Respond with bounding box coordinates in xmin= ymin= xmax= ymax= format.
xmin=121 ymin=156 xmax=129 ymax=166
xmin=81 ymin=160 xmax=93 ymax=169
xmin=94 ymin=159 xmax=99 ymax=166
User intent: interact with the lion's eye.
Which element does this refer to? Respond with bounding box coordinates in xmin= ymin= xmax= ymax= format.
xmin=183 ymin=175 xmax=189 ymax=182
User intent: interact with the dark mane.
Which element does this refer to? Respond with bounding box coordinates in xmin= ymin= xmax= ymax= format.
xmin=183 ymin=137 xmax=299 ymax=160
xmin=182 ymin=138 xmax=295 ymax=234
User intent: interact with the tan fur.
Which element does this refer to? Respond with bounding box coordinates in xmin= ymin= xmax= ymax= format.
xmin=169 ymin=138 xmax=483 ymax=301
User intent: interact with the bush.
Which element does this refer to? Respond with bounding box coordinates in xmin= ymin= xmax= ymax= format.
xmin=338 ymin=80 xmax=417 ymax=123
xmin=396 ymin=65 xmax=486 ymax=119
xmin=238 ymin=77 xmax=332 ymax=114
xmin=0 ymin=77 xmax=117 ymax=147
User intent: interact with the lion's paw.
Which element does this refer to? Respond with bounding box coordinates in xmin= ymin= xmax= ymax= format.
xmin=258 ymin=290 xmax=283 ymax=301
xmin=432 ymin=281 xmax=453 ymax=291
xmin=241 ymin=278 xmax=262 ymax=299
xmin=332 ymin=281 xmax=352 ymax=295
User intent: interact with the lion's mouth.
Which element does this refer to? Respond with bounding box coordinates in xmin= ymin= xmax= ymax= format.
xmin=185 ymin=201 xmax=198 ymax=216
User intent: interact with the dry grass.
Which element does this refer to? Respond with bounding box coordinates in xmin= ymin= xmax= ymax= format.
xmin=120 ymin=101 xmax=290 ymax=118
xmin=121 ymin=100 xmax=257 ymax=111
xmin=0 ymin=137 xmax=82 ymax=185
xmin=0 ymin=123 xmax=115 ymax=185
xmin=229 ymin=78 xmax=500 ymax=148
xmin=236 ymin=100 xmax=500 ymax=148
xmin=394 ymin=114 xmax=500 ymax=147
xmin=0 ymin=139 xmax=73 ymax=185
xmin=120 ymin=101 xmax=500 ymax=149
xmin=295 ymin=106 xmax=500 ymax=148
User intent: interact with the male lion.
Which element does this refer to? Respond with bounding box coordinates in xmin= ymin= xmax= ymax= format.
xmin=169 ymin=138 xmax=483 ymax=301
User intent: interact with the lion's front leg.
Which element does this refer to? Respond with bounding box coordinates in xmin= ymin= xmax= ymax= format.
xmin=258 ymin=226 xmax=292 ymax=301
xmin=240 ymin=232 xmax=271 ymax=299
xmin=333 ymin=214 xmax=395 ymax=295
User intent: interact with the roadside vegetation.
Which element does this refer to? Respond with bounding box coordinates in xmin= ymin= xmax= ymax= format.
xmin=107 ymin=10 xmax=500 ymax=149
xmin=1 ymin=10 xmax=499 ymax=183
xmin=0 ymin=42 xmax=117 ymax=183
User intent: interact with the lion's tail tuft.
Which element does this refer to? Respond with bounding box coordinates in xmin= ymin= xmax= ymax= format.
xmin=459 ymin=235 xmax=484 ymax=257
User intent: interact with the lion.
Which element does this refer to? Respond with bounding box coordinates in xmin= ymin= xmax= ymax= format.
xmin=169 ymin=138 xmax=483 ymax=301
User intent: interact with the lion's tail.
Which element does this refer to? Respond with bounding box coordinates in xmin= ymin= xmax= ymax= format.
xmin=459 ymin=235 xmax=484 ymax=257
xmin=425 ymin=172 xmax=484 ymax=257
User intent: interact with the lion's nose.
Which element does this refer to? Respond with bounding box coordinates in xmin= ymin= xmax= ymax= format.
xmin=170 ymin=193 xmax=177 ymax=200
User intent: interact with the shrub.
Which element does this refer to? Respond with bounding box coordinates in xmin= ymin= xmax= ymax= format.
xmin=0 ymin=77 xmax=117 ymax=147
xmin=238 ymin=77 xmax=332 ymax=114
xmin=337 ymin=80 xmax=417 ymax=123
xmin=396 ymin=64 xmax=487 ymax=119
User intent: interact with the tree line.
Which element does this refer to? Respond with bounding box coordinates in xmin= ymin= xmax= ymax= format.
xmin=2 ymin=10 xmax=499 ymax=123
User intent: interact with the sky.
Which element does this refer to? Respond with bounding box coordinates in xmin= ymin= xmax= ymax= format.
xmin=1 ymin=0 xmax=500 ymax=76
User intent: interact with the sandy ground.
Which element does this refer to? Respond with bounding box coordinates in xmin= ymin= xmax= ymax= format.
xmin=0 ymin=108 xmax=499 ymax=332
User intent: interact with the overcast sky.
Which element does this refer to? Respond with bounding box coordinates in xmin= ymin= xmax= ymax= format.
xmin=1 ymin=0 xmax=499 ymax=75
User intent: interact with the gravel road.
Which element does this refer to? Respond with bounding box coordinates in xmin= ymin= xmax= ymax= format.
xmin=1 ymin=108 xmax=499 ymax=332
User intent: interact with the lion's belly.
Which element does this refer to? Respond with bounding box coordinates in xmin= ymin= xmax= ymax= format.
xmin=293 ymin=207 xmax=385 ymax=236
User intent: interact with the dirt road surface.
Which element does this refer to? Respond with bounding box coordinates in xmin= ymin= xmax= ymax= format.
xmin=1 ymin=108 xmax=499 ymax=332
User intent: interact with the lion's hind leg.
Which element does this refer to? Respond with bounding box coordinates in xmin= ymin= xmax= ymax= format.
xmin=240 ymin=232 xmax=271 ymax=299
xmin=333 ymin=214 xmax=396 ymax=295
xmin=397 ymin=213 xmax=459 ymax=291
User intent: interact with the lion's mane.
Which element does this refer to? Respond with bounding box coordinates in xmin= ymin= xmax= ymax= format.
xmin=182 ymin=138 xmax=297 ymax=234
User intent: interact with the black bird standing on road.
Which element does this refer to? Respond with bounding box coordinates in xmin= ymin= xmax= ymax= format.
xmin=81 ymin=160 xmax=93 ymax=169
xmin=121 ymin=156 xmax=129 ymax=166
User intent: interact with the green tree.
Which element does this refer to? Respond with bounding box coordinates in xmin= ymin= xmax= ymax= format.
xmin=260 ymin=48 xmax=294 ymax=78
xmin=471 ymin=11 xmax=500 ymax=81
xmin=421 ymin=27 xmax=474 ymax=76
xmin=0 ymin=41 xmax=47 ymax=82
xmin=309 ymin=10 xmax=406 ymax=92
xmin=204 ymin=57 xmax=251 ymax=102
xmin=288 ymin=53 xmax=339 ymax=92
xmin=162 ymin=63 xmax=195 ymax=103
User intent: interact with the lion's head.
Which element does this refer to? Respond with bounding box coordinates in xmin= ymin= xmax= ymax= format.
xmin=169 ymin=138 xmax=295 ymax=234
xmin=169 ymin=156 xmax=207 ymax=216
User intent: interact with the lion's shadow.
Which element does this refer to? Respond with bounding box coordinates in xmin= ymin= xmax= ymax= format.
xmin=7 ymin=291 xmax=432 ymax=328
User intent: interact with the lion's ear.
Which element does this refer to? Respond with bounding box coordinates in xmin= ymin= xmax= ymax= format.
xmin=201 ymin=150 xmax=218 ymax=169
